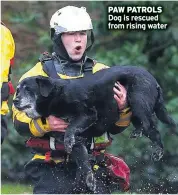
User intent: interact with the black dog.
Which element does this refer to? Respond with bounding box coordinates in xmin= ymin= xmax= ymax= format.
xmin=13 ymin=65 xmax=177 ymax=190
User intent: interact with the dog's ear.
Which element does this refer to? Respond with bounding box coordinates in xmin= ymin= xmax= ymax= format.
xmin=36 ymin=77 xmax=53 ymax=97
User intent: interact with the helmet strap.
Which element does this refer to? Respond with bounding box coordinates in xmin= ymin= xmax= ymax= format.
xmin=86 ymin=30 xmax=95 ymax=52
xmin=52 ymin=34 xmax=71 ymax=61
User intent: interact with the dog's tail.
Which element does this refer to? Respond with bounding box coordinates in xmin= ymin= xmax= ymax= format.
xmin=155 ymin=84 xmax=178 ymax=135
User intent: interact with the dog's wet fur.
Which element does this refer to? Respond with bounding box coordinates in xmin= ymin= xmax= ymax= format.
xmin=14 ymin=65 xmax=177 ymax=191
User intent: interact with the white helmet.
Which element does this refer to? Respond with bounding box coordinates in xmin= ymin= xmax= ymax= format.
xmin=50 ymin=6 xmax=93 ymax=35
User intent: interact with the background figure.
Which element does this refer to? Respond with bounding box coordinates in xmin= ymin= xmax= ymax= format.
xmin=1 ymin=22 xmax=15 ymax=144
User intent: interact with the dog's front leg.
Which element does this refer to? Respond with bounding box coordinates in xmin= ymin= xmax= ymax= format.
xmin=64 ymin=107 xmax=97 ymax=154
xmin=64 ymin=116 xmax=95 ymax=154
xmin=71 ymin=143 xmax=96 ymax=192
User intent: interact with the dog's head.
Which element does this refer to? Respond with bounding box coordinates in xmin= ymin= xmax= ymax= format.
xmin=13 ymin=76 xmax=68 ymax=119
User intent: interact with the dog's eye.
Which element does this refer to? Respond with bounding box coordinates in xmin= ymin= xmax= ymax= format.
xmin=23 ymin=85 xmax=30 ymax=91
xmin=23 ymin=86 xmax=35 ymax=96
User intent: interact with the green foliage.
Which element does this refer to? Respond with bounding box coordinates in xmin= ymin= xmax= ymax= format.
xmin=1 ymin=183 xmax=33 ymax=194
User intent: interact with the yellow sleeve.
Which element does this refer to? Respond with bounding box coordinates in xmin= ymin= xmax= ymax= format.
xmin=1 ymin=24 xmax=15 ymax=114
xmin=0 ymin=101 xmax=9 ymax=115
xmin=1 ymin=24 xmax=15 ymax=83
xmin=12 ymin=104 xmax=50 ymax=137
xmin=115 ymin=107 xmax=132 ymax=127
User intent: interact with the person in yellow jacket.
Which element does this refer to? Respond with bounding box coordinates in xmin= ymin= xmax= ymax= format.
xmin=12 ymin=6 xmax=131 ymax=193
xmin=1 ymin=22 xmax=15 ymax=144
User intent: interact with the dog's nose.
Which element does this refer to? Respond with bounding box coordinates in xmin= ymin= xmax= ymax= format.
xmin=13 ymin=98 xmax=19 ymax=105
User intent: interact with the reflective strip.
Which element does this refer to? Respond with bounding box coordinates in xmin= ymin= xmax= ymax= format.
xmin=49 ymin=137 xmax=56 ymax=150
xmin=32 ymin=154 xmax=64 ymax=164
xmin=33 ymin=119 xmax=45 ymax=134
xmin=58 ymin=74 xmax=84 ymax=79
xmin=90 ymin=138 xmax=94 ymax=149
xmin=105 ymin=132 xmax=109 ymax=141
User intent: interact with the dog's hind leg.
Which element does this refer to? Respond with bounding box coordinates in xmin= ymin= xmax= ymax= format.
xmin=155 ymin=85 xmax=178 ymax=135
xmin=128 ymin=92 xmax=152 ymax=138
xmin=143 ymin=128 xmax=164 ymax=161
xmin=131 ymin=104 xmax=164 ymax=161
xmin=130 ymin=114 xmax=151 ymax=139
xmin=142 ymin=116 xmax=164 ymax=161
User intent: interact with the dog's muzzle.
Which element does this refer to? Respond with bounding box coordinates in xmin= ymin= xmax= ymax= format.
xmin=13 ymin=98 xmax=31 ymax=111
xmin=13 ymin=98 xmax=20 ymax=108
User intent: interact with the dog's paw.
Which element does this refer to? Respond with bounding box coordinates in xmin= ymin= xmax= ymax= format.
xmin=130 ymin=130 xmax=143 ymax=138
xmin=151 ymin=147 xmax=164 ymax=161
xmin=64 ymin=135 xmax=75 ymax=154
xmin=86 ymin=171 xmax=96 ymax=192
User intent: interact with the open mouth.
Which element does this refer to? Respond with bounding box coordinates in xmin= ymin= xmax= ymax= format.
xmin=15 ymin=105 xmax=31 ymax=111
xmin=75 ymin=46 xmax=82 ymax=51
